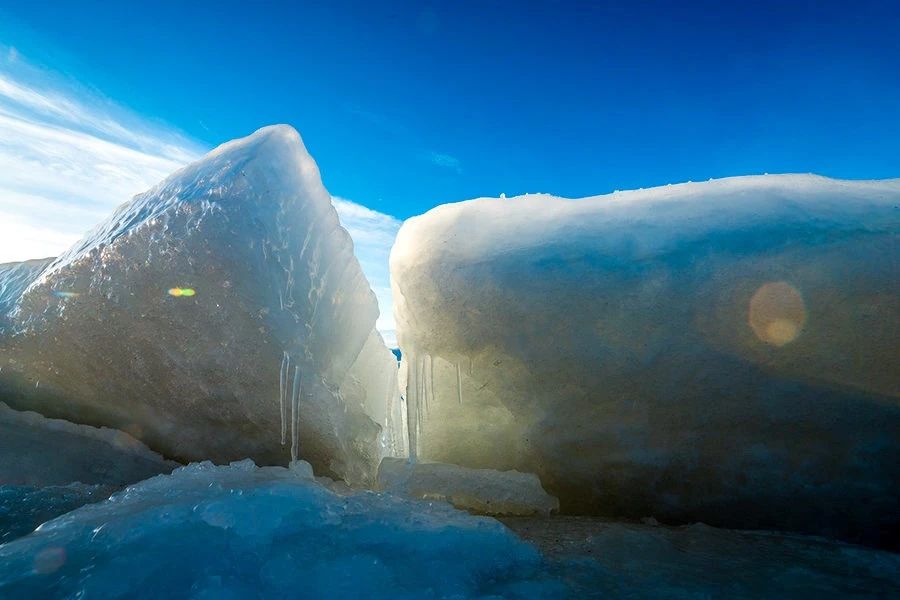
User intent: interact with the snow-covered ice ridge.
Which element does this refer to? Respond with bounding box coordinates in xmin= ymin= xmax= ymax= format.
xmin=0 ymin=125 xmax=402 ymax=485
xmin=391 ymin=174 xmax=900 ymax=548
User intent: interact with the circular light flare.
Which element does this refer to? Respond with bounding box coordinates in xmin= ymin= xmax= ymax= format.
xmin=33 ymin=546 xmax=66 ymax=574
xmin=748 ymin=282 xmax=806 ymax=347
xmin=168 ymin=287 xmax=196 ymax=298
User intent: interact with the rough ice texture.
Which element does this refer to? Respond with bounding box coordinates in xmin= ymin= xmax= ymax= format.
xmin=0 ymin=258 xmax=53 ymax=332
xmin=2 ymin=461 xmax=895 ymax=599
xmin=391 ymin=174 xmax=900 ymax=548
xmin=377 ymin=457 xmax=559 ymax=516
xmin=0 ymin=126 xmax=400 ymax=485
xmin=0 ymin=460 xmax=568 ymax=599
xmin=0 ymin=484 xmax=112 ymax=544
xmin=0 ymin=402 xmax=177 ymax=487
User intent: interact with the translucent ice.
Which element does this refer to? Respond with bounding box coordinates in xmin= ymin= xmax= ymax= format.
xmin=377 ymin=457 xmax=559 ymax=516
xmin=0 ymin=460 xmax=566 ymax=599
xmin=0 ymin=126 xmax=400 ymax=485
xmin=391 ymin=174 xmax=900 ymax=548
xmin=1 ymin=461 xmax=896 ymax=598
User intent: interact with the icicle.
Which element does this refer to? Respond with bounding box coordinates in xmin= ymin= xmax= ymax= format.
xmin=290 ymin=365 xmax=301 ymax=462
xmin=429 ymin=354 xmax=436 ymax=405
xmin=405 ymin=354 xmax=419 ymax=461
xmin=456 ymin=362 xmax=463 ymax=405
xmin=418 ymin=355 xmax=428 ymax=416
xmin=468 ymin=355 xmax=473 ymax=377
xmin=279 ymin=352 xmax=289 ymax=445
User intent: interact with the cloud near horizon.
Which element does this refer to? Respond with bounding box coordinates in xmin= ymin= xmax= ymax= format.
xmin=0 ymin=47 xmax=400 ymax=345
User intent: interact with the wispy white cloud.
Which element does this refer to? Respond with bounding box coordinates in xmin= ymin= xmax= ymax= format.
xmin=428 ymin=151 xmax=462 ymax=173
xmin=0 ymin=47 xmax=399 ymax=343
xmin=331 ymin=198 xmax=401 ymax=346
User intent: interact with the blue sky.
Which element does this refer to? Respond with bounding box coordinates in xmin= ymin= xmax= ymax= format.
xmin=1 ymin=0 xmax=899 ymax=342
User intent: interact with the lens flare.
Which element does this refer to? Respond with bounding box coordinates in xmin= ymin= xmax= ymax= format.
xmin=748 ymin=282 xmax=806 ymax=346
xmin=51 ymin=291 xmax=80 ymax=299
xmin=168 ymin=287 xmax=196 ymax=297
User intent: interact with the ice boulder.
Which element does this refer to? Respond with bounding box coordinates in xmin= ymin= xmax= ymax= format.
xmin=377 ymin=457 xmax=559 ymax=516
xmin=0 ymin=125 xmax=401 ymax=485
xmin=0 ymin=460 xmax=570 ymax=598
xmin=391 ymin=174 xmax=900 ymax=547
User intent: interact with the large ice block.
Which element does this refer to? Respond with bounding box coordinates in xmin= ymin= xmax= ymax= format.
xmin=0 ymin=126 xmax=399 ymax=485
xmin=390 ymin=174 xmax=900 ymax=547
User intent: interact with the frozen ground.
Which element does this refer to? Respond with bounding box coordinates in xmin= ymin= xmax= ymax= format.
xmin=391 ymin=174 xmax=900 ymax=547
xmin=1 ymin=461 xmax=896 ymax=599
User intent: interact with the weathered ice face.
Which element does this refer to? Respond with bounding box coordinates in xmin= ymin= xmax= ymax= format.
xmin=390 ymin=175 xmax=900 ymax=547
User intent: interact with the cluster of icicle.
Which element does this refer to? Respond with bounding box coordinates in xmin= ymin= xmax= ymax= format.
xmin=403 ymin=349 xmax=468 ymax=461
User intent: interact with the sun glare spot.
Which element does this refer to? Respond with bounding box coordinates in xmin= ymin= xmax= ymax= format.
xmin=748 ymin=282 xmax=806 ymax=346
xmin=168 ymin=287 xmax=196 ymax=297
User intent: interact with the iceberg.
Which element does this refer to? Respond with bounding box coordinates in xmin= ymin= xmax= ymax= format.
xmin=391 ymin=174 xmax=900 ymax=547
xmin=0 ymin=126 xmax=399 ymax=485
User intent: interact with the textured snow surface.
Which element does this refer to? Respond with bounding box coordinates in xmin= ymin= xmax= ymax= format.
xmin=0 ymin=125 xmax=400 ymax=484
xmin=0 ymin=460 xmax=569 ymax=599
xmin=391 ymin=174 xmax=900 ymax=548
xmin=377 ymin=457 xmax=559 ymax=516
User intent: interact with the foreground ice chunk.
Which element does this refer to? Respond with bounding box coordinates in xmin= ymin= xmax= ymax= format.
xmin=0 ymin=461 xmax=565 ymax=598
xmin=2 ymin=462 xmax=896 ymax=598
xmin=377 ymin=457 xmax=559 ymax=516
xmin=0 ymin=125 xmax=399 ymax=484
xmin=391 ymin=174 xmax=900 ymax=547
xmin=0 ymin=484 xmax=112 ymax=544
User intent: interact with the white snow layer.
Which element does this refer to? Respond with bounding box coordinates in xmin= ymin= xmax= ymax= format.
xmin=377 ymin=457 xmax=559 ymax=516
xmin=0 ymin=460 xmax=567 ymax=599
xmin=0 ymin=125 xmax=401 ymax=485
xmin=390 ymin=174 xmax=900 ymax=548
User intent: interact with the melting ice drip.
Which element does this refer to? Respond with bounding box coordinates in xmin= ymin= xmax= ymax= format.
xmin=278 ymin=351 xmax=303 ymax=462
xmin=404 ymin=350 xmax=465 ymax=462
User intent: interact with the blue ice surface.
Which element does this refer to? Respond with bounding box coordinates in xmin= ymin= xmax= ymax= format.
xmin=0 ymin=484 xmax=112 ymax=544
xmin=0 ymin=460 xmax=570 ymax=599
